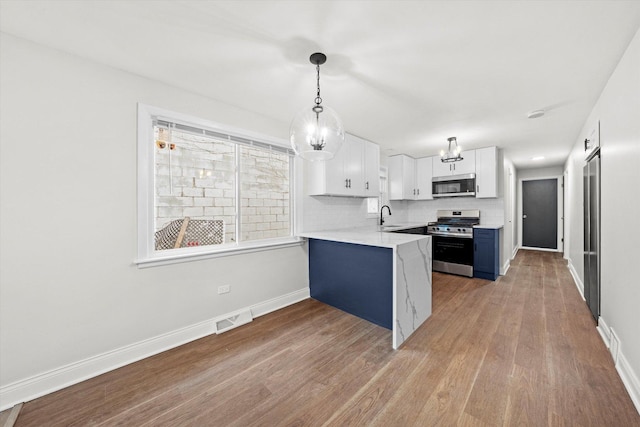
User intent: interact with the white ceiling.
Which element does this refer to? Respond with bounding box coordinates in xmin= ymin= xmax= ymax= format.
xmin=2 ymin=0 xmax=639 ymax=169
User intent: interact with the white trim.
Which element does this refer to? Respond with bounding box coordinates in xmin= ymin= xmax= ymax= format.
xmin=595 ymin=317 xmax=640 ymax=415
xmin=136 ymin=103 xmax=298 ymax=266
xmin=597 ymin=316 xmax=611 ymax=349
xmin=501 ymin=259 xmax=510 ymax=276
xmin=517 ymin=175 xmax=564 ymax=251
xmin=135 ymin=237 xmax=304 ymax=268
xmin=512 ymin=245 xmax=519 ymax=260
xmin=0 ymin=288 xmax=310 ymax=411
xmin=567 ymin=259 xmax=585 ymax=300
xmin=520 ymin=246 xmax=561 ymax=253
xmin=616 ymin=349 xmax=640 ymax=414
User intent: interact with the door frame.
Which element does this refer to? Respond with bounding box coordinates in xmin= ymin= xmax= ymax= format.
xmin=518 ymin=175 xmax=564 ymax=252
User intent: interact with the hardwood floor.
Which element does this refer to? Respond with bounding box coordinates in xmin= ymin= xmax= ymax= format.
xmin=4 ymin=250 xmax=639 ymax=426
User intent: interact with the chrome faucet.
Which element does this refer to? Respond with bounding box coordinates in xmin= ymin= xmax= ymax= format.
xmin=380 ymin=205 xmax=392 ymax=226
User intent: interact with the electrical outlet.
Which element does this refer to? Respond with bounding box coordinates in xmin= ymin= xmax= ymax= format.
xmin=218 ymin=285 xmax=230 ymax=294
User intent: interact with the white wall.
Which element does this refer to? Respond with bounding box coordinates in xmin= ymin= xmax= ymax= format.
xmin=502 ymin=155 xmax=518 ymax=271
xmin=0 ymin=34 xmax=309 ymax=407
xmin=517 ymin=166 xmax=564 ymax=180
xmin=565 ymin=28 xmax=640 ymax=410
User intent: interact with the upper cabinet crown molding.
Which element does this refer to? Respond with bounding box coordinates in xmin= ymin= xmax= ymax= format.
xmin=305 ymin=133 xmax=380 ymax=197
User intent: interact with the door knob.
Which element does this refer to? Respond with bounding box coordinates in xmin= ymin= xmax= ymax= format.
xmin=523 ymin=214 xmax=527 ymax=219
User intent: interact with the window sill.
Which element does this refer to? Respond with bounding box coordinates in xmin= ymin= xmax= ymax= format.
xmin=135 ymin=237 xmax=305 ymax=268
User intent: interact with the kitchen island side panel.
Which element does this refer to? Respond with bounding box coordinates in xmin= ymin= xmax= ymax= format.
xmin=308 ymin=239 xmax=393 ymax=329
xmin=394 ymin=238 xmax=432 ymax=348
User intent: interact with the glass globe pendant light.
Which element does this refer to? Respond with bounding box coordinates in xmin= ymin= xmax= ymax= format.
xmin=290 ymin=53 xmax=344 ymax=161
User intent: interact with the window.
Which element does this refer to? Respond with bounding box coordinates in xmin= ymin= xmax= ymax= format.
xmin=137 ymin=104 xmax=300 ymax=267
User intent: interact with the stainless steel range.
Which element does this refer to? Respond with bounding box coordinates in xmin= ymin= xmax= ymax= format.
xmin=427 ymin=210 xmax=480 ymax=277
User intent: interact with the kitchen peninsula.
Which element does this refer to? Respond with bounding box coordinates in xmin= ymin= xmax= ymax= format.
xmin=298 ymin=227 xmax=432 ymax=349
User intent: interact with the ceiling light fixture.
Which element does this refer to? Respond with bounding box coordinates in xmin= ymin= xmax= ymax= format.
xmin=527 ymin=109 xmax=545 ymax=119
xmin=290 ymin=52 xmax=344 ymax=161
xmin=532 ymin=156 xmax=545 ymax=161
xmin=440 ymin=137 xmax=463 ymax=163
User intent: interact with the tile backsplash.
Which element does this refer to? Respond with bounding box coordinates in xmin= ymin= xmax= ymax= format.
xmin=301 ymin=195 xmax=503 ymax=232
xmin=301 ymin=196 xmax=380 ymax=231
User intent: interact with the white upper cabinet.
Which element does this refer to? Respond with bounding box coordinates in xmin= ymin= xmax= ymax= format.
xmin=415 ymin=157 xmax=433 ymax=200
xmin=432 ymin=150 xmax=476 ymax=177
xmin=305 ymin=133 xmax=379 ymax=197
xmin=362 ymin=137 xmax=380 ymax=197
xmin=389 ymin=147 xmax=499 ymax=200
xmin=388 ymin=155 xmax=433 ymax=200
xmin=475 ymin=146 xmax=498 ymax=198
xmin=388 ymin=155 xmax=414 ymax=200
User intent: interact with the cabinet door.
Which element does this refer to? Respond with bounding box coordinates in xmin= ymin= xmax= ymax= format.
xmin=473 ymin=228 xmax=499 ymax=281
xmin=432 ymin=150 xmax=476 ymax=176
xmin=363 ymin=140 xmax=380 ymax=197
xmin=403 ymin=156 xmax=416 ymax=199
xmin=475 ymin=146 xmax=498 ymax=198
xmin=324 ymin=140 xmax=349 ymax=195
xmin=451 ymin=150 xmax=476 ymax=175
xmin=388 ymin=155 xmax=415 ymax=200
xmin=432 ymin=156 xmax=454 ymax=177
xmin=388 ymin=155 xmax=404 ymax=200
xmin=344 ymin=135 xmax=364 ymax=196
xmin=415 ymin=157 xmax=433 ymax=200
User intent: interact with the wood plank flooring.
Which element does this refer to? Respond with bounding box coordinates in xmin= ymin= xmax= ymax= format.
xmin=4 ymin=250 xmax=639 ymax=426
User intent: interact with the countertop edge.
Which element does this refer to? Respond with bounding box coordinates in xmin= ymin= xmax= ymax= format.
xmin=297 ymin=229 xmax=430 ymax=249
xmin=473 ymin=224 xmax=504 ymax=229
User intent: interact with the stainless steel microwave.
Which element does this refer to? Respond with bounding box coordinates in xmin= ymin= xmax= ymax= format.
xmin=432 ymin=173 xmax=476 ymax=198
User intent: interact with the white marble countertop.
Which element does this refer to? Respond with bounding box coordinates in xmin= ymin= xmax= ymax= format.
xmin=297 ymin=226 xmax=430 ymax=249
xmin=473 ymin=224 xmax=504 ymax=229
xmin=376 ymin=222 xmax=428 ymax=231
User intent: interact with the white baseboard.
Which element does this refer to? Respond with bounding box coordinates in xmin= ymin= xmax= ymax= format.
xmin=597 ymin=316 xmax=611 ymax=349
xmin=567 ymin=259 xmax=585 ymax=301
xmin=596 ymin=317 xmax=640 ymax=415
xmin=520 ymin=246 xmax=561 ymax=253
xmin=512 ymin=246 xmax=519 ymax=260
xmin=616 ymin=349 xmax=640 ymax=415
xmin=500 ymin=259 xmax=510 ymax=276
xmin=0 ymin=287 xmax=310 ymax=411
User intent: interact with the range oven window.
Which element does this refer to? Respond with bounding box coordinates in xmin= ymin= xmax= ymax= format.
xmin=432 ymin=235 xmax=474 ymax=266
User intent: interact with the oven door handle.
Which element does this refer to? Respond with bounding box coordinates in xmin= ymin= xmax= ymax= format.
xmin=428 ymin=232 xmax=473 ymax=239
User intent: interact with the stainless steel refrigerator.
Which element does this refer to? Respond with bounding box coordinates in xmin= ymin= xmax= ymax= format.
xmin=583 ymin=150 xmax=600 ymax=323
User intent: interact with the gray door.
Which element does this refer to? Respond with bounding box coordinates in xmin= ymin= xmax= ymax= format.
xmin=522 ymin=179 xmax=557 ymax=249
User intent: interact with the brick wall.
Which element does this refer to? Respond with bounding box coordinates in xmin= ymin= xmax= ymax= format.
xmin=154 ymin=127 xmax=290 ymax=248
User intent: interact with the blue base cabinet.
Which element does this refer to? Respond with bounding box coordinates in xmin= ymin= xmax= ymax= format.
xmin=308 ymin=239 xmax=393 ymax=329
xmin=473 ymin=228 xmax=499 ymax=281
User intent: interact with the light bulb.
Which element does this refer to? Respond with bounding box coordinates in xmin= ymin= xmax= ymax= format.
xmin=290 ymin=105 xmax=344 ymax=161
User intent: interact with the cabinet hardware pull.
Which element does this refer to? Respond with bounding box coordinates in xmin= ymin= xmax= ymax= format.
xmin=345 ymin=179 xmax=349 ymax=188
xmin=366 ymin=181 xmax=369 ymax=190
